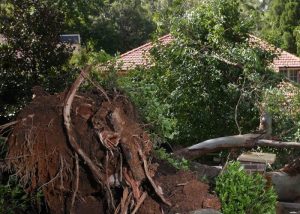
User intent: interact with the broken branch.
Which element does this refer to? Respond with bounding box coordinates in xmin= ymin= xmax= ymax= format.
xmin=175 ymin=134 xmax=300 ymax=160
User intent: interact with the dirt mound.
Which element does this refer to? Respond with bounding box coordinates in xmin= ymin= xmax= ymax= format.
xmin=6 ymin=90 xmax=106 ymax=213
xmin=4 ymin=68 xmax=220 ymax=214
xmin=156 ymin=171 xmax=221 ymax=213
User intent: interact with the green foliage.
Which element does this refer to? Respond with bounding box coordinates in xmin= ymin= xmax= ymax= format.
xmin=0 ymin=175 xmax=42 ymax=214
xmin=239 ymin=0 xmax=270 ymax=33
xmin=70 ymin=46 xmax=112 ymax=66
xmin=52 ymin=0 xmax=104 ymax=34
xmin=263 ymin=81 xmax=300 ymax=141
xmin=155 ymin=148 xmax=189 ymax=170
xmin=120 ymin=0 xmax=281 ymax=145
xmin=0 ymin=0 xmax=75 ymax=122
xmin=54 ymin=0 xmax=155 ymax=54
xmin=261 ymin=0 xmax=300 ymax=55
xmin=151 ymin=0 xmax=201 ymax=35
xmin=88 ymin=0 xmax=156 ymax=54
xmin=216 ymin=162 xmax=277 ymax=214
xmin=118 ymin=69 xmax=178 ymax=140
xmin=70 ymin=46 xmax=121 ymax=90
xmin=0 ymin=184 xmax=28 ymax=214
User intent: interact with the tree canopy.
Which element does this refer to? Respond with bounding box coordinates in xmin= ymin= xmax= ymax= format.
xmin=261 ymin=0 xmax=300 ymax=55
xmin=120 ymin=0 xmax=281 ymax=144
xmin=0 ymin=0 xmax=74 ymax=122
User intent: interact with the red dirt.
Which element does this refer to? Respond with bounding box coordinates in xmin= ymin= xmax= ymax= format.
xmin=156 ymin=170 xmax=221 ymax=213
xmin=5 ymin=87 xmax=220 ymax=214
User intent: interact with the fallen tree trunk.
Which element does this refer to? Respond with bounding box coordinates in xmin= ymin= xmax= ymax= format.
xmin=175 ymin=134 xmax=300 ymax=160
xmin=276 ymin=202 xmax=300 ymax=213
xmin=266 ymin=172 xmax=300 ymax=202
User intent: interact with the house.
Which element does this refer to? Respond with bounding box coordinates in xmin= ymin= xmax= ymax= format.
xmin=118 ymin=34 xmax=172 ymax=71
xmin=0 ymin=34 xmax=81 ymax=52
xmin=273 ymin=51 xmax=300 ymax=82
xmin=119 ymin=34 xmax=300 ymax=83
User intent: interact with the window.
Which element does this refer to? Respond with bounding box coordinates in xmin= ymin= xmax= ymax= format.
xmin=280 ymin=70 xmax=300 ymax=83
xmin=60 ymin=34 xmax=81 ymax=45
xmin=289 ymin=70 xmax=299 ymax=82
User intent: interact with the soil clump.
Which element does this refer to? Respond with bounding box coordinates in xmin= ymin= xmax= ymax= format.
xmin=4 ymin=70 xmax=220 ymax=213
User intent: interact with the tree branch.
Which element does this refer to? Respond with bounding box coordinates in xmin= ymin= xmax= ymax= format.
xmin=175 ymin=134 xmax=300 ymax=160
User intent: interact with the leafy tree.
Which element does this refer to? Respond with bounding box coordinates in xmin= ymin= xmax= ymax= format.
xmin=46 ymin=0 xmax=156 ymax=54
xmin=261 ymin=0 xmax=300 ymax=55
xmin=53 ymin=0 xmax=104 ymax=32
xmin=0 ymin=0 xmax=74 ymax=123
xmin=88 ymin=0 xmax=156 ymax=54
xmin=239 ymin=0 xmax=271 ymax=33
xmin=120 ymin=0 xmax=281 ymax=145
xmin=148 ymin=0 xmax=202 ymax=35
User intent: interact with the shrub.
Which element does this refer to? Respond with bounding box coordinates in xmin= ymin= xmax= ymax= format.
xmin=263 ymin=81 xmax=300 ymax=141
xmin=0 ymin=176 xmax=34 ymax=214
xmin=216 ymin=161 xmax=277 ymax=214
xmin=155 ymin=148 xmax=189 ymax=170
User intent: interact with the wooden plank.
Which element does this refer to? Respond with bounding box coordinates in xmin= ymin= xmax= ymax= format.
xmin=237 ymin=152 xmax=276 ymax=164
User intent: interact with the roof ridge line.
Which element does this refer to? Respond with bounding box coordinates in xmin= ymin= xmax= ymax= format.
xmin=120 ymin=34 xmax=172 ymax=57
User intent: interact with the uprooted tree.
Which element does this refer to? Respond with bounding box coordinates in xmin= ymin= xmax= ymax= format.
xmin=1 ymin=67 xmax=221 ymax=214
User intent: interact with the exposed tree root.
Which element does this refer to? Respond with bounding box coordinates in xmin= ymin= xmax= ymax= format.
xmin=62 ymin=67 xmax=171 ymax=212
xmin=4 ymin=68 xmax=221 ymax=213
xmin=138 ymin=147 xmax=172 ymax=206
xmin=132 ymin=192 xmax=147 ymax=214
xmin=63 ymin=66 xmax=106 ymax=185
xmin=70 ymin=153 xmax=79 ymax=214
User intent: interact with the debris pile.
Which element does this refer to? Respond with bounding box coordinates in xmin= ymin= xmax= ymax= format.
xmin=4 ymin=68 xmax=220 ymax=213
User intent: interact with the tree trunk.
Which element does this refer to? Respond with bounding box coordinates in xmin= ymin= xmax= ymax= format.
xmin=266 ymin=172 xmax=300 ymax=202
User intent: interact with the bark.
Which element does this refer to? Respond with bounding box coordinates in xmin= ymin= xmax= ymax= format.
xmin=266 ymin=172 xmax=300 ymax=202
xmin=175 ymin=134 xmax=262 ymax=160
xmin=175 ymin=135 xmax=300 ymax=160
xmin=276 ymin=202 xmax=300 ymax=213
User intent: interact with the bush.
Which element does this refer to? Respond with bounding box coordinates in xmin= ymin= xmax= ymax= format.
xmin=263 ymin=81 xmax=300 ymax=141
xmin=118 ymin=69 xmax=178 ymax=141
xmin=155 ymin=148 xmax=189 ymax=170
xmin=216 ymin=162 xmax=277 ymax=214
xmin=0 ymin=175 xmax=43 ymax=214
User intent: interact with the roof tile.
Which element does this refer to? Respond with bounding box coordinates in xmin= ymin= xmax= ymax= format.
xmin=119 ymin=34 xmax=300 ymax=71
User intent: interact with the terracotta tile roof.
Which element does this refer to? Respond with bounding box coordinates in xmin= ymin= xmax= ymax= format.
xmin=272 ymin=50 xmax=300 ymax=70
xmin=119 ymin=34 xmax=300 ymax=71
xmin=249 ymin=35 xmax=300 ymax=71
xmin=118 ymin=34 xmax=173 ymax=70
